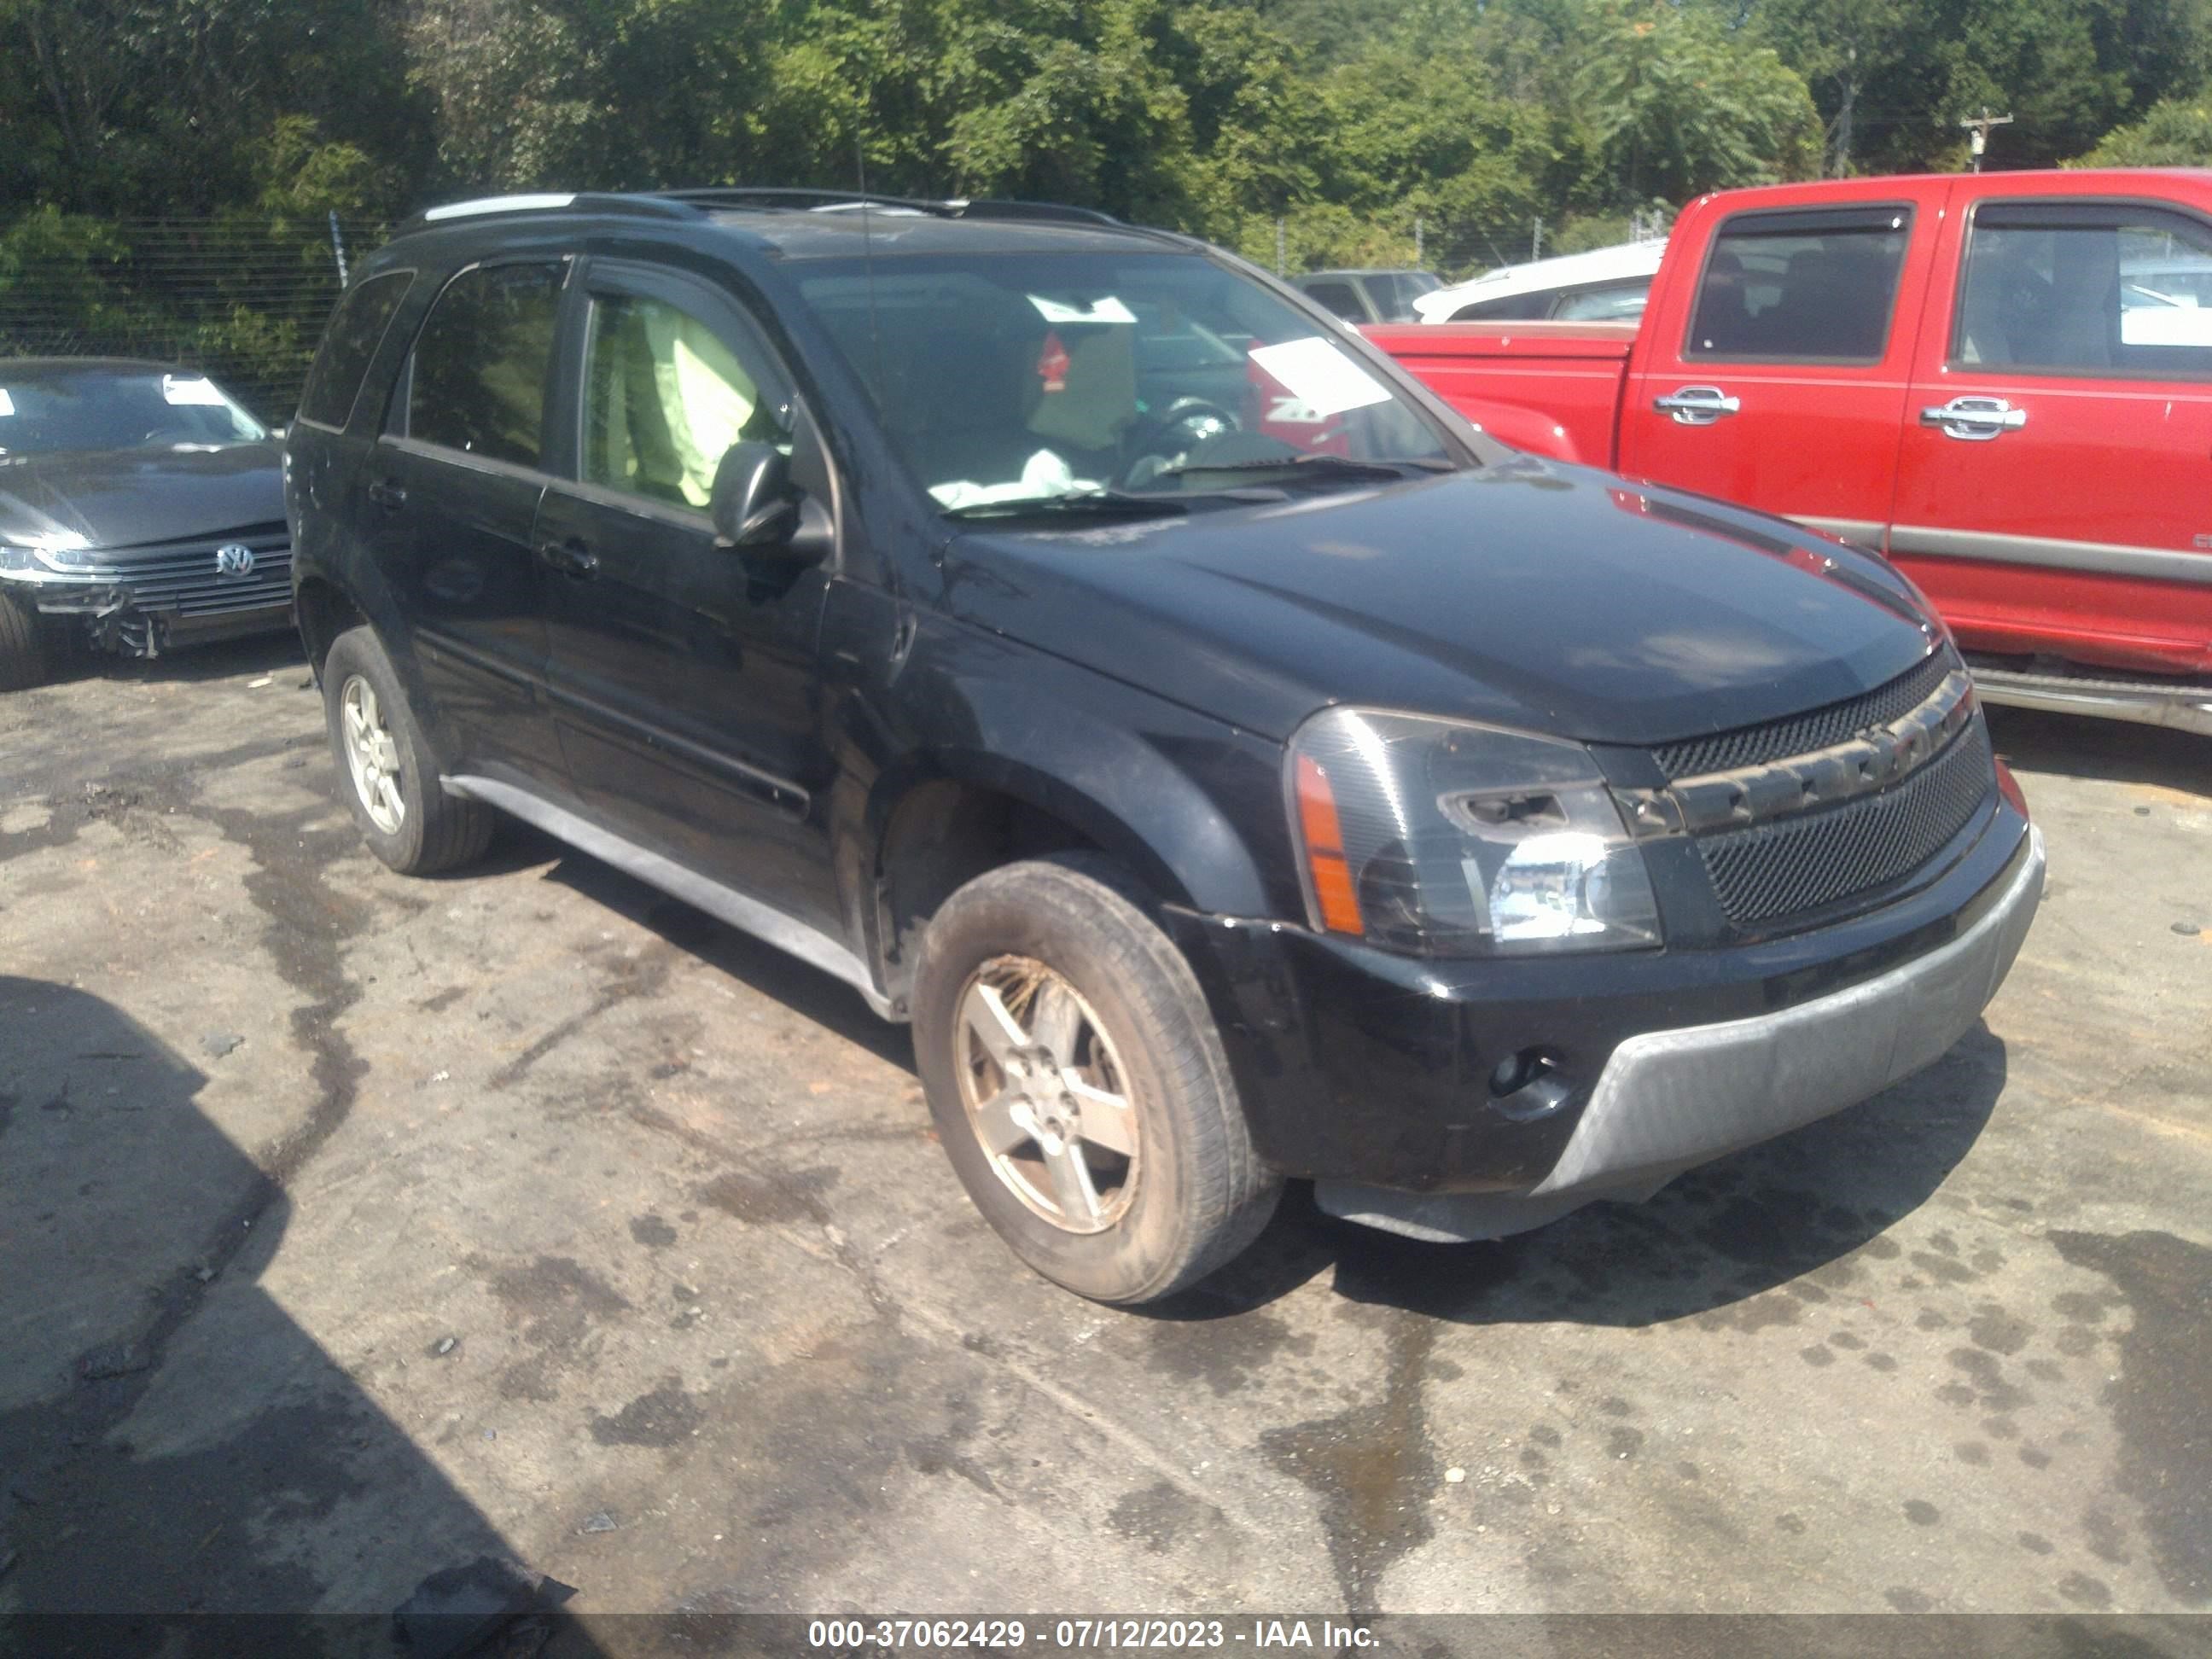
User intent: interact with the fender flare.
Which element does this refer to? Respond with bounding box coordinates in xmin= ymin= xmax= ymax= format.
xmin=1450 ymin=397 xmax=1586 ymax=463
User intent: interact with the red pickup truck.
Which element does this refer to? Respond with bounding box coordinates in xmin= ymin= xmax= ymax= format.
xmin=1368 ymin=169 xmax=2212 ymax=736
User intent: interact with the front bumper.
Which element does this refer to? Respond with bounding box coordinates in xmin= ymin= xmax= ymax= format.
xmin=1163 ymin=802 xmax=2043 ymax=1236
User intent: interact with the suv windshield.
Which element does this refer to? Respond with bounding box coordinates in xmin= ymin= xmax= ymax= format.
xmin=791 ymin=251 xmax=1458 ymax=513
xmin=0 ymin=366 xmax=268 ymax=458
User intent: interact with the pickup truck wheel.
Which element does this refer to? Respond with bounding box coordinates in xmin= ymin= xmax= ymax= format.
xmin=322 ymin=626 xmax=493 ymax=875
xmin=912 ymin=853 xmax=1280 ymax=1303
xmin=0 ymin=592 xmax=51 ymax=691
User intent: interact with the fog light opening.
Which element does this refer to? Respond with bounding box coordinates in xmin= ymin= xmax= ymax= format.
xmin=1487 ymin=1047 xmax=1573 ymax=1121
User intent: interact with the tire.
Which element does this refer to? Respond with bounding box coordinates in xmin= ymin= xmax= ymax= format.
xmin=0 ymin=592 xmax=51 ymax=692
xmin=911 ymin=853 xmax=1281 ymax=1302
xmin=322 ymin=626 xmax=493 ymax=875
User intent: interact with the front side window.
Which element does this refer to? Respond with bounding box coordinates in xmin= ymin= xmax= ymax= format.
xmin=792 ymin=251 xmax=1455 ymax=515
xmin=582 ymin=292 xmax=789 ymax=509
xmin=300 ymin=270 xmax=413 ymax=429
xmin=1686 ymin=208 xmax=1912 ymax=363
xmin=1954 ymin=203 xmax=2212 ymax=376
xmin=0 ymin=367 xmax=265 ymax=457
xmin=406 ymin=262 xmax=562 ymax=466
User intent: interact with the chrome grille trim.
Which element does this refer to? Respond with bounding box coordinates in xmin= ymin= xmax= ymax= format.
xmin=22 ymin=531 xmax=293 ymax=618
xmin=1616 ymin=668 xmax=1978 ymax=841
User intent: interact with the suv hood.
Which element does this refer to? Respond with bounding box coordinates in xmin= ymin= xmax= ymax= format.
xmin=940 ymin=461 xmax=1942 ymax=748
xmin=0 ymin=444 xmax=285 ymax=553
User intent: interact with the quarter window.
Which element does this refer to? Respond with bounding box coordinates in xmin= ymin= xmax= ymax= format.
xmin=299 ymin=270 xmax=412 ymax=429
xmin=582 ymin=291 xmax=789 ymax=509
xmin=1301 ymin=282 xmax=1367 ymax=321
xmin=1686 ymin=208 xmax=1912 ymax=363
xmin=406 ymin=262 xmax=562 ymax=466
xmin=1953 ymin=203 xmax=2212 ymax=377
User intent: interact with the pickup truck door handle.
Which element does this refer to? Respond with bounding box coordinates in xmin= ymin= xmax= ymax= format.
xmin=538 ymin=538 xmax=600 ymax=579
xmin=1653 ymin=386 xmax=1741 ymax=426
xmin=366 ymin=478 xmax=407 ymax=512
xmin=1921 ymin=396 xmax=2028 ymax=441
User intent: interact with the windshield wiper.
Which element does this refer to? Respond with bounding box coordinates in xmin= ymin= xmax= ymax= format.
xmin=944 ymin=491 xmax=1189 ymax=522
xmin=1161 ymin=453 xmax=1454 ymax=483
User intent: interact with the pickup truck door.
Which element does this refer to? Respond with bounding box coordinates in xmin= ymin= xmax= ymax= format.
xmin=1889 ymin=192 xmax=2212 ymax=678
xmin=1619 ymin=196 xmax=1936 ymax=549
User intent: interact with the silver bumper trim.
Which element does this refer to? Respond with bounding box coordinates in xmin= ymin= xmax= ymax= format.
xmin=1318 ymin=827 xmax=2045 ymax=1243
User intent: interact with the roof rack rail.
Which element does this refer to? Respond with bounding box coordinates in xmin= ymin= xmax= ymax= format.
xmin=658 ymin=188 xmax=1121 ymax=227
xmin=657 ymin=187 xmax=937 ymax=215
xmin=394 ymin=191 xmax=701 ymax=235
xmin=941 ymin=199 xmax=1121 ymax=226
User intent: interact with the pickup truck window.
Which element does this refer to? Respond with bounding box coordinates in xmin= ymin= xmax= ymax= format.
xmin=405 ymin=262 xmax=562 ymax=467
xmin=1686 ymin=207 xmax=1911 ymax=364
xmin=1954 ymin=201 xmax=2212 ymax=378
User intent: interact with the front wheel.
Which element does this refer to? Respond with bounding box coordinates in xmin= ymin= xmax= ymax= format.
xmin=322 ymin=626 xmax=493 ymax=875
xmin=0 ymin=592 xmax=52 ymax=692
xmin=911 ymin=853 xmax=1280 ymax=1302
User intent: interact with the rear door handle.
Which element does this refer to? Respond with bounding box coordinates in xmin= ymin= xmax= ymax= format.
xmin=538 ymin=538 xmax=599 ymax=579
xmin=366 ymin=478 xmax=407 ymax=511
xmin=1921 ymin=396 xmax=2027 ymax=441
xmin=1653 ymin=385 xmax=1741 ymax=426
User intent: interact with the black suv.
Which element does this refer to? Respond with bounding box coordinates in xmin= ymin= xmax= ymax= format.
xmin=288 ymin=189 xmax=2044 ymax=1303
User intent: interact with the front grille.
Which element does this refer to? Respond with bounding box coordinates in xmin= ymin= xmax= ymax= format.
xmin=1694 ymin=720 xmax=1994 ymax=929
xmin=1655 ymin=649 xmax=1955 ymax=780
xmin=60 ymin=527 xmax=292 ymax=618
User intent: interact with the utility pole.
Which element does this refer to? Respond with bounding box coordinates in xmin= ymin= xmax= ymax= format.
xmin=1531 ymin=216 xmax=1543 ymax=262
xmin=1414 ymin=215 xmax=1423 ymax=265
xmin=1959 ymin=107 xmax=2013 ymax=173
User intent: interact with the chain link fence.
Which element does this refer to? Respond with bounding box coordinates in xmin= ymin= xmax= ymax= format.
xmin=0 ymin=216 xmax=385 ymax=423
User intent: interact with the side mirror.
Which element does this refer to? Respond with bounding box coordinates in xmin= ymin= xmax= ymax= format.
xmin=710 ymin=441 xmax=801 ymax=549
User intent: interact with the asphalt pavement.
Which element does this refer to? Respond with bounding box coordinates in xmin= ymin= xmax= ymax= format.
xmin=0 ymin=636 xmax=2206 ymax=1646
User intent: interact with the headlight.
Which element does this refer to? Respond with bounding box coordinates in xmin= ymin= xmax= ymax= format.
xmin=0 ymin=545 xmax=38 ymax=573
xmin=1288 ymin=707 xmax=1662 ymax=956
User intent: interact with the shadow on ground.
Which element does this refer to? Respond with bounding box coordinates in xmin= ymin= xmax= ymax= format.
xmin=0 ymin=977 xmax=600 ymax=1656
xmin=1984 ymin=705 xmax=2212 ymax=798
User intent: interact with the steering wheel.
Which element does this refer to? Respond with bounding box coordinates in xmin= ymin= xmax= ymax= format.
xmin=1117 ymin=398 xmax=1240 ymax=490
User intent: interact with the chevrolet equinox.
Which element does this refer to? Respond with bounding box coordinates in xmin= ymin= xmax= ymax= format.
xmin=285 ymin=189 xmax=2046 ymax=1302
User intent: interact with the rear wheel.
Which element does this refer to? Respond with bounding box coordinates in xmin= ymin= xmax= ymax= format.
xmin=912 ymin=853 xmax=1280 ymax=1302
xmin=0 ymin=593 xmax=52 ymax=692
xmin=322 ymin=626 xmax=493 ymax=875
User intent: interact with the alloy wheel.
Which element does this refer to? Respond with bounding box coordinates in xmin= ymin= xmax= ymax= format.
xmin=340 ymin=673 xmax=406 ymax=835
xmin=953 ymin=955 xmax=1140 ymax=1234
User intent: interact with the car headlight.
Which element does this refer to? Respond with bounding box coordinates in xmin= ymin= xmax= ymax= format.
xmin=0 ymin=544 xmax=38 ymax=574
xmin=1288 ymin=707 xmax=1662 ymax=956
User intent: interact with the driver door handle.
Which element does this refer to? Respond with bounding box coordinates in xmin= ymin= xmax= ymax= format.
xmin=366 ymin=478 xmax=407 ymax=512
xmin=538 ymin=538 xmax=599 ymax=579
xmin=1921 ymin=396 xmax=2027 ymax=441
xmin=1653 ymin=386 xmax=1741 ymax=426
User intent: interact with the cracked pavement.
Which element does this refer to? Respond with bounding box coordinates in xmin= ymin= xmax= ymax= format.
xmin=0 ymin=636 xmax=2207 ymax=1642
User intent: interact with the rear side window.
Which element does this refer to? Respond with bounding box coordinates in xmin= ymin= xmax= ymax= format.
xmin=405 ymin=262 xmax=562 ymax=466
xmin=1686 ymin=207 xmax=1912 ymax=363
xmin=298 ymin=271 xmax=412 ymax=429
xmin=1301 ymin=281 xmax=1366 ymax=321
xmin=1953 ymin=201 xmax=2212 ymax=378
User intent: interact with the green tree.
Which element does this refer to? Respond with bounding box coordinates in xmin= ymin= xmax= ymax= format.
xmin=2075 ymin=92 xmax=2212 ymax=163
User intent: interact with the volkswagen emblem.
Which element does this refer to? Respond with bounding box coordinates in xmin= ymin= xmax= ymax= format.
xmin=214 ymin=543 xmax=255 ymax=577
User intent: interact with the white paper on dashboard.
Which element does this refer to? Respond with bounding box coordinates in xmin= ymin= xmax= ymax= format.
xmin=161 ymin=375 xmax=225 ymax=406
xmin=0 ymin=389 xmax=14 ymax=417
xmin=1248 ymin=337 xmax=1392 ymax=417
xmin=1028 ymin=294 xmax=1137 ymax=324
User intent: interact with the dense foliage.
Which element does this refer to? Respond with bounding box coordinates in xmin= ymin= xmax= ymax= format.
xmin=6 ymin=0 xmax=2212 ymax=410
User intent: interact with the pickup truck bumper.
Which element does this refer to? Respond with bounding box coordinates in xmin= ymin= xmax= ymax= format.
xmin=1163 ymin=805 xmax=2041 ymax=1241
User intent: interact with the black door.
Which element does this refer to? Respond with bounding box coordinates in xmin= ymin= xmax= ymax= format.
xmin=535 ymin=259 xmax=841 ymax=934
xmin=367 ymin=259 xmax=566 ymax=777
